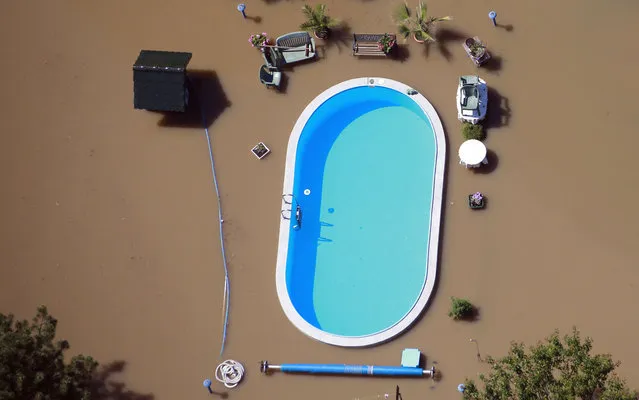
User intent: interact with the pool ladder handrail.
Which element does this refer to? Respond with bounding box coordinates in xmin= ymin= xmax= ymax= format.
xmin=281 ymin=194 xmax=295 ymax=220
xmin=281 ymin=194 xmax=302 ymax=228
xmin=282 ymin=194 xmax=295 ymax=205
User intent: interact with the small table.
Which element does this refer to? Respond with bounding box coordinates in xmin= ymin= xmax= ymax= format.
xmin=459 ymin=139 xmax=488 ymax=168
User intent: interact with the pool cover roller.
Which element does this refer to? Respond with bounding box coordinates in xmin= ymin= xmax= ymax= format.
xmin=259 ymin=361 xmax=435 ymax=378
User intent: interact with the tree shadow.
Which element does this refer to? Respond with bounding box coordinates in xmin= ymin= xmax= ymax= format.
xmin=483 ymin=87 xmax=511 ymax=129
xmin=320 ymin=23 xmax=353 ymax=55
xmin=472 ymin=150 xmax=498 ymax=174
xmin=156 ymin=70 xmax=230 ymax=129
xmin=434 ymin=27 xmax=471 ymax=61
xmin=481 ymin=54 xmax=502 ymax=74
xmin=91 ymin=361 xmax=154 ymax=400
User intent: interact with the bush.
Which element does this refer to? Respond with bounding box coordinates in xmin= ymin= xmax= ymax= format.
xmin=449 ymin=297 xmax=474 ymax=320
xmin=461 ymin=123 xmax=485 ymax=141
xmin=462 ymin=328 xmax=638 ymax=399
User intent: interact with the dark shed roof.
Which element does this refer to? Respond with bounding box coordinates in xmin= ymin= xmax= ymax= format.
xmin=133 ymin=50 xmax=193 ymax=112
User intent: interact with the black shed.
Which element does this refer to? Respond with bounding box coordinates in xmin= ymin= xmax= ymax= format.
xmin=133 ymin=50 xmax=193 ymax=112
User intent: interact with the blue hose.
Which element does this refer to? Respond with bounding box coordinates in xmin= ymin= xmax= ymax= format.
xmin=199 ymin=95 xmax=230 ymax=357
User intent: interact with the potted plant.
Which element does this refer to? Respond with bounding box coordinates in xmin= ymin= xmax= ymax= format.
xmin=394 ymin=1 xmax=451 ymax=43
xmin=299 ymin=4 xmax=339 ymax=39
xmin=251 ymin=142 xmax=271 ymax=159
xmin=377 ymin=33 xmax=396 ymax=54
xmin=468 ymin=192 xmax=485 ymax=209
xmin=466 ymin=38 xmax=486 ymax=58
xmin=249 ymin=33 xmax=270 ymax=50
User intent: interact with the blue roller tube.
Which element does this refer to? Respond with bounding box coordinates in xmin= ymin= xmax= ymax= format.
xmin=260 ymin=361 xmax=435 ymax=378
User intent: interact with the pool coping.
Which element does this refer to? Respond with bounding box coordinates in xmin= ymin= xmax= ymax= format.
xmin=276 ymin=77 xmax=446 ymax=347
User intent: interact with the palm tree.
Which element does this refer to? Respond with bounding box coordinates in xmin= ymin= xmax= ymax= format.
xmin=300 ymin=4 xmax=340 ymax=40
xmin=394 ymin=1 xmax=451 ymax=43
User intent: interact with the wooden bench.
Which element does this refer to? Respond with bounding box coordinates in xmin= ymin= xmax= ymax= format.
xmin=352 ymin=34 xmax=396 ymax=56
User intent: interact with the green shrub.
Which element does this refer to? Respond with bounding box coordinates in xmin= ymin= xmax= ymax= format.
xmin=449 ymin=297 xmax=474 ymax=320
xmin=461 ymin=122 xmax=485 ymax=141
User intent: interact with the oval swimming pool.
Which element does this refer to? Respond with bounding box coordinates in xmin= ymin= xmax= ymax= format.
xmin=276 ymin=78 xmax=446 ymax=347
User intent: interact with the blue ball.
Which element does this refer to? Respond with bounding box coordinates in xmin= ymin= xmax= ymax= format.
xmin=203 ymin=379 xmax=212 ymax=388
xmin=488 ymin=11 xmax=497 ymax=19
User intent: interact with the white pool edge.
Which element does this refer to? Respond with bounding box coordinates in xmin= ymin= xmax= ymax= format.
xmin=275 ymin=77 xmax=447 ymax=347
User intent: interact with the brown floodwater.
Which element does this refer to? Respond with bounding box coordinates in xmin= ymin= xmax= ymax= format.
xmin=1 ymin=0 xmax=639 ymax=399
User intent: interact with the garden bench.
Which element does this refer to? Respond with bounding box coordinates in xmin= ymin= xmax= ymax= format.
xmin=352 ymin=34 xmax=395 ymax=56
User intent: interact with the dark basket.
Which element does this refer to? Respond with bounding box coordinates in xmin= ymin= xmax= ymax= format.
xmin=468 ymin=195 xmax=486 ymax=209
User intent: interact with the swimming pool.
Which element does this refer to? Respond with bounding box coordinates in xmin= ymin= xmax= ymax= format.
xmin=276 ymin=78 xmax=446 ymax=347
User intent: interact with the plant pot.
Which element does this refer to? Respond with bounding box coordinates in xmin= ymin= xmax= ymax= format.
xmin=251 ymin=142 xmax=271 ymax=160
xmin=468 ymin=195 xmax=486 ymax=209
xmin=413 ymin=33 xmax=425 ymax=43
xmin=314 ymin=29 xmax=329 ymax=40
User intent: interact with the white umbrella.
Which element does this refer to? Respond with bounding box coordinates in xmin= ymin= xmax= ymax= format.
xmin=458 ymin=139 xmax=487 ymax=168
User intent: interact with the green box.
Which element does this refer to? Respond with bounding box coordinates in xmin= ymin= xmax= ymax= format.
xmin=401 ymin=348 xmax=421 ymax=368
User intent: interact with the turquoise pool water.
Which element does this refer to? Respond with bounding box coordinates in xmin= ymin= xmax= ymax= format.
xmin=286 ymin=86 xmax=437 ymax=337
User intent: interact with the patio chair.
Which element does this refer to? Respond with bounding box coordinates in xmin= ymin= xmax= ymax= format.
xmin=259 ymin=65 xmax=282 ymax=89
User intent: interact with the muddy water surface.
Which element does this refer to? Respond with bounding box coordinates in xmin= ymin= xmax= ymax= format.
xmin=1 ymin=0 xmax=639 ymax=399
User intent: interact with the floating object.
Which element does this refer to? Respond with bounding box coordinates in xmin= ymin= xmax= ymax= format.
xmin=251 ymin=141 xmax=271 ymax=159
xmin=215 ymin=360 xmax=245 ymax=389
xmin=262 ymin=32 xmax=317 ymax=70
xmin=401 ymin=348 xmax=421 ymax=368
xmin=458 ymin=383 xmax=466 ymax=393
xmin=260 ymin=360 xmax=435 ymax=378
xmin=457 ymin=75 xmax=488 ymax=124
xmin=488 ymin=11 xmax=497 ymax=26
xmin=304 ymin=189 xmax=311 ymax=195
xmin=133 ymin=50 xmax=192 ymax=112
xmin=203 ymin=378 xmax=213 ymax=393
xmin=237 ymin=3 xmax=246 ymax=18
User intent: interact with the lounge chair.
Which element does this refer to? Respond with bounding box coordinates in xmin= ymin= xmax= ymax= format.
xmin=259 ymin=65 xmax=282 ymax=89
xmin=274 ymin=32 xmax=316 ymax=65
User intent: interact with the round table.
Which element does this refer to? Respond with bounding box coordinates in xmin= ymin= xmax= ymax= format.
xmin=458 ymin=139 xmax=487 ymax=167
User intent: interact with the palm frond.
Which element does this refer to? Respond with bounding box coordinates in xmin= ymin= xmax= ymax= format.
xmin=315 ymin=3 xmax=327 ymax=17
xmin=397 ymin=24 xmax=412 ymax=40
xmin=301 ymin=3 xmax=338 ymax=31
xmin=299 ymin=21 xmax=316 ymax=32
xmin=432 ymin=16 xmax=452 ymax=22
xmin=418 ymin=30 xmax=435 ymax=42
xmin=394 ymin=3 xmax=411 ymax=22
xmin=302 ymin=4 xmax=314 ymax=19
xmin=324 ymin=16 xmax=340 ymax=28
xmin=416 ymin=1 xmax=427 ymax=22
